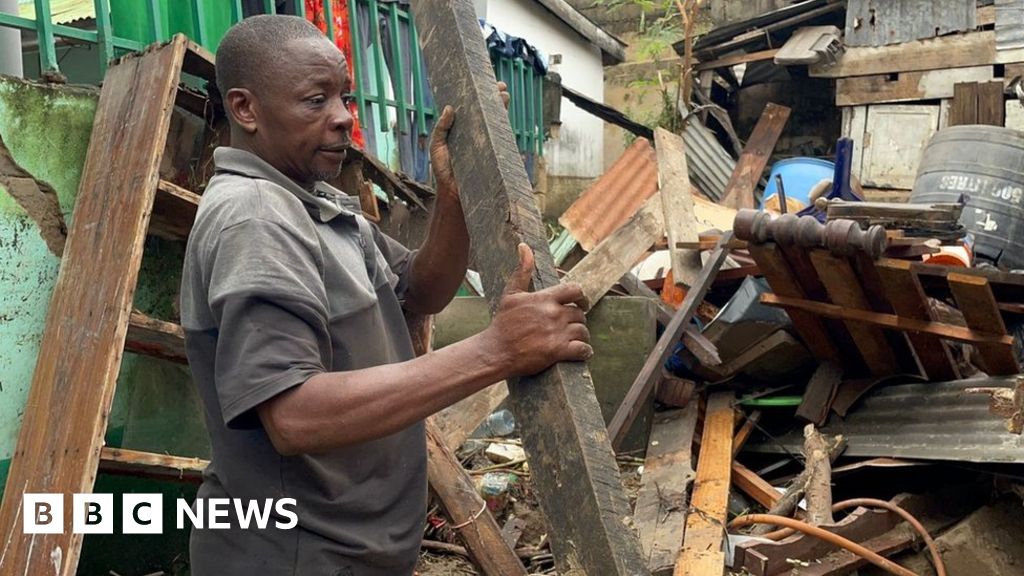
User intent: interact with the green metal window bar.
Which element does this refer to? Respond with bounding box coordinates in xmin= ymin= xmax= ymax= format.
xmin=0 ymin=0 xmax=543 ymax=157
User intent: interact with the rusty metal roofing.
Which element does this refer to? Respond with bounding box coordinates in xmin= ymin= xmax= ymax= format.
xmin=558 ymin=137 xmax=659 ymax=251
xmin=749 ymin=376 xmax=1024 ymax=464
xmin=558 ymin=129 xmax=734 ymax=251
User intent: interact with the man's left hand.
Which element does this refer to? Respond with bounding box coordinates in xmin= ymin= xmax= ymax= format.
xmin=430 ymin=81 xmax=511 ymax=197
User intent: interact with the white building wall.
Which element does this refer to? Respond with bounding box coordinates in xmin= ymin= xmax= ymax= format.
xmin=482 ymin=0 xmax=605 ymax=179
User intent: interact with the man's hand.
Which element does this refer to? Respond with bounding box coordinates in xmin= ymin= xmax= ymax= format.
xmin=430 ymin=82 xmax=510 ymax=198
xmin=484 ymin=243 xmax=593 ymax=377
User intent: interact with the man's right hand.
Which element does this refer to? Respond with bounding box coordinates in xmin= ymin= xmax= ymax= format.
xmin=483 ymin=243 xmax=593 ymax=377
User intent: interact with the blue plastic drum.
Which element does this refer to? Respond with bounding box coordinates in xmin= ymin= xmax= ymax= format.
xmin=761 ymin=157 xmax=835 ymax=211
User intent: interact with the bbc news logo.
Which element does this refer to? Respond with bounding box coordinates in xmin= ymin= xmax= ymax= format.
xmin=23 ymin=494 xmax=298 ymax=534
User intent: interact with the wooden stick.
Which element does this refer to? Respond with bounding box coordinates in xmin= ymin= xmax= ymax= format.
xmin=719 ymin=103 xmax=791 ymax=210
xmin=414 ymin=2 xmax=648 ymax=572
xmin=761 ymin=293 xmax=1015 ymax=346
xmin=409 ymin=315 xmax=528 ymax=575
xmin=608 ymin=234 xmax=733 ymax=449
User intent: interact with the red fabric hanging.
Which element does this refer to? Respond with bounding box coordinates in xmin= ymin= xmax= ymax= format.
xmin=306 ymin=0 xmax=365 ymax=148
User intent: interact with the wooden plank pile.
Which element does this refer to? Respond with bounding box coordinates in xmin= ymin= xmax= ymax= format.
xmin=405 ymin=3 xmax=1024 ymax=574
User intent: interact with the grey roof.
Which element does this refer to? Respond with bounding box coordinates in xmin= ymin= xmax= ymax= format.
xmin=749 ymin=376 xmax=1024 ymax=464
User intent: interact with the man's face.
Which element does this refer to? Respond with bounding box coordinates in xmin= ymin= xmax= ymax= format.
xmin=244 ymin=37 xmax=354 ymax=188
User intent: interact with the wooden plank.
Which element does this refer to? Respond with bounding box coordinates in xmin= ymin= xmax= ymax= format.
xmin=747 ymin=243 xmax=842 ymax=364
xmin=951 ymin=81 xmax=981 ymax=125
xmin=841 ymin=106 xmax=868 ymax=181
xmin=808 ymin=250 xmax=900 ymax=376
xmin=732 ymin=410 xmax=761 ymax=457
xmin=654 ymin=128 xmax=701 ymax=287
xmin=720 ymin=103 xmax=791 ymax=210
xmin=563 ymin=195 xmax=663 ymax=309
xmin=413 ymin=2 xmax=648 ymax=573
xmin=836 ymin=66 xmax=995 ymax=106
xmin=175 ymin=85 xmax=214 ymax=119
xmin=978 ymin=80 xmax=1006 ymax=126
xmin=0 ymin=38 xmax=189 ymax=576
xmin=634 ymin=405 xmax=699 ymax=576
xmin=426 ymin=422 xmax=528 ymax=575
xmin=703 ymin=330 xmax=807 ymax=380
xmin=761 ymin=293 xmax=1016 ymax=346
xmin=798 ymin=526 xmax=918 ymax=576
xmin=619 ymin=273 xmax=722 ymax=367
xmin=796 ymin=362 xmax=842 ymax=426
xmin=695 ymin=48 xmax=779 ymax=71
xmin=732 ymin=462 xmax=781 ymax=510
xmin=411 ymin=314 xmax=527 ymax=575
xmin=433 ymin=382 xmax=509 ymax=449
xmin=182 ymin=38 xmax=216 ymax=81
xmin=734 ymin=506 xmax=898 ymax=576
xmin=608 ymin=235 xmax=733 ymax=449
xmin=149 ymin=179 xmax=199 ymax=241
xmin=810 ymin=30 xmax=1024 ymax=78
xmin=874 ymin=259 xmax=960 ymax=381
xmin=947 ymin=273 xmax=1020 ymax=375
xmin=99 ymin=447 xmax=206 ymax=483
xmin=125 ymin=311 xmax=187 ymax=364
xmin=675 ymin=392 xmax=735 ymax=576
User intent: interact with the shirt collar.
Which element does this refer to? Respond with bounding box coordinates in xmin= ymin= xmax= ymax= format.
xmin=212 ymin=147 xmax=361 ymax=222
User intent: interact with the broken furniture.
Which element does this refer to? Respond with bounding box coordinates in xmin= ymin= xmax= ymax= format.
xmin=0 ymin=36 xmax=215 ymax=574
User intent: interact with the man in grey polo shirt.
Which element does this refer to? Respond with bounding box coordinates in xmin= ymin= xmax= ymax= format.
xmin=180 ymin=14 xmax=591 ymax=576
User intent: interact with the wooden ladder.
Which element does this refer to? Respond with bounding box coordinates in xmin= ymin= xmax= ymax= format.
xmin=0 ymin=34 xmax=214 ymax=575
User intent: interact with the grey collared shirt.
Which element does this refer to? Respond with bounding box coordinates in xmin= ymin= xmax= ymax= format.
xmin=181 ymin=147 xmax=425 ymax=576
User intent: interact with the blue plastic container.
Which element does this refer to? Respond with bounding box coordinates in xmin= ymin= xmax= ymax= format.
xmin=761 ymin=158 xmax=836 ymax=210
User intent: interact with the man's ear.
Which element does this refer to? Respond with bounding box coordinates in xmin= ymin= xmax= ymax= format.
xmin=226 ymin=87 xmax=258 ymax=134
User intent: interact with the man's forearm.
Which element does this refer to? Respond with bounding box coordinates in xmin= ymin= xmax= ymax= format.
xmin=404 ymin=190 xmax=470 ymax=314
xmin=259 ymin=330 xmax=508 ymax=455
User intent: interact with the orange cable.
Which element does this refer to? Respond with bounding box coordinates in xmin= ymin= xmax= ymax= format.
xmin=729 ymin=514 xmax=919 ymax=576
xmin=750 ymin=498 xmax=944 ymax=576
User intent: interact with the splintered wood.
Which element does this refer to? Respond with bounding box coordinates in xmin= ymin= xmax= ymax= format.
xmin=414 ymin=1 xmax=649 ymax=573
xmin=634 ymin=405 xmax=699 ymax=575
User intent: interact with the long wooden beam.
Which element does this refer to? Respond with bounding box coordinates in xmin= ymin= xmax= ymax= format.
xmin=414 ymin=2 xmax=648 ymax=573
xmin=676 ymin=392 xmax=735 ymax=575
xmin=761 ymin=293 xmax=1015 ymax=346
xmin=608 ymin=234 xmax=733 ymax=449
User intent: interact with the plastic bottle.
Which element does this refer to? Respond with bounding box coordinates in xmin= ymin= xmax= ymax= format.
xmin=481 ymin=409 xmax=516 ymax=437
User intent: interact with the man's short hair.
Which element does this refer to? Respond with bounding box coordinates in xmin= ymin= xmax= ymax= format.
xmin=215 ymin=14 xmax=338 ymax=97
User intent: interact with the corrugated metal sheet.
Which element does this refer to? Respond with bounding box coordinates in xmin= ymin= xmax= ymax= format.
xmin=681 ymin=109 xmax=735 ymax=202
xmin=749 ymin=377 xmax=1024 ymax=463
xmin=558 ymin=127 xmax=734 ymax=251
xmin=558 ymin=137 xmax=659 ymax=251
xmin=18 ymin=0 xmax=93 ymax=25
xmin=997 ymin=0 xmax=1024 ymax=52
xmin=845 ymin=0 xmax=976 ymax=47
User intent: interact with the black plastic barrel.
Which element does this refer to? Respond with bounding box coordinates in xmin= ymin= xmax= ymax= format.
xmin=911 ymin=125 xmax=1024 ymax=270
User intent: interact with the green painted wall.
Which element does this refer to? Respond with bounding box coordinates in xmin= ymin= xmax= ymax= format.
xmin=0 ymin=75 xmax=208 ymax=574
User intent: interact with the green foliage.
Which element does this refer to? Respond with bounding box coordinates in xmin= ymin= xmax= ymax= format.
xmin=591 ymin=0 xmax=683 ymax=60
